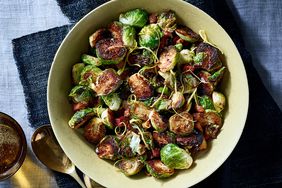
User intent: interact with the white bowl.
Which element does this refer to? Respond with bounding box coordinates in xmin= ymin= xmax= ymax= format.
xmin=48 ymin=0 xmax=249 ymax=187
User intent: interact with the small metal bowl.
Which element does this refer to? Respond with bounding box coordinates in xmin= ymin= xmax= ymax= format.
xmin=0 ymin=112 xmax=27 ymax=181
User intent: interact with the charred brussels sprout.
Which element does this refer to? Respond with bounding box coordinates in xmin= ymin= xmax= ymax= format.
xmin=139 ymin=24 xmax=162 ymax=49
xmin=129 ymin=101 xmax=151 ymax=121
xmin=212 ymin=91 xmax=226 ymax=113
xmin=146 ymin=160 xmax=174 ymax=178
xmin=128 ymin=48 xmax=154 ymax=66
xmin=195 ymin=42 xmax=222 ymax=71
xmin=68 ymin=108 xmax=95 ymax=129
xmin=101 ymin=93 xmax=122 ymax=111
xmin=154 ymin=98 xmax=172 ymax=112
xmin=96 ymin=38 xmax=127 ymax=65
xmin=96 ymin=135 xmax=120 ymax=160
xmin=72 ymin=63 xmax=85 ymax=85
xmin=160 ymin=143 xmax=193 ymax=169
xmin=122 ymin=25 xmax=137 ymax=47
xmin=175 ymin=26 xmax=200 ymax=43
xmin=115 ymin=157 xmax=144 ymax=176
xmin=101 ymin=108 xmax=115 ymax=129
xmin=149 ymin=109 xmax=167 ymax=132
xmin=171 ymin=91 xmax=185 ymax=109
xmin=69 ymin=85 xmax=93 ymax=104
xmin=108 ymin=21 xmax=123 ymax=41
xmin=84 ymin=118 xmax=106 ymax=144
xmin=93 ymin=68 xmax=122 ymax=96
xmin=81 ymin=54 xmax=102 ymax=66
xmin=180 ymin=49 xmax=194 ymax=64
xmin=182 ymin=73 xmax=200 ymax=94
xmin=79 ymin=65 xmax=102 ymax=86
xmin=89 ymin=28 xmax=110 ymax=48
xmin=152 ymin=131 xmax=176 ymax=147
xmin=120 ymin=131 xmax=145 ymax=158
xmin=157 ymin=10 xmax=177 ymax=33
xmin=158 ymin=46 xmax=179 ymax=72
xmin=128 ymin=73 xmax=153 ymax=100
xmin=119 ymin=8 xmax=148 ymax=28
xmin=169 ymin=112 xmax=194 ymax=135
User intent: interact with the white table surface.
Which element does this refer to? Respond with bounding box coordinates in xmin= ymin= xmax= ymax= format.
xmin=0 ymin=0 xmax=281 ymax=187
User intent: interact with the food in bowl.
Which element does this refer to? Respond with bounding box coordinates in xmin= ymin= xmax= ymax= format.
xmin=67 ymin=8 xmax=226 ymax=178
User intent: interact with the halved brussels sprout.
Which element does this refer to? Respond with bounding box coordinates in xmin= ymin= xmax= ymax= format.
xmin=158 ymin=46 xmax=179 ymax=72
xmin=68 ymin=108 xmax=95 ymax=129
xmin=95 ymin=135 xmax=120 ymax=160
xmin=146 ymin=160 xmax=175 ymax=178
xmin=160 ymin=143 xmax=193 ymax=169
xmin=120 ymin=131 xmax=145 ymax=158
xmin=175 ymin=26 xmax=200 ymax=43
xmin=101 ymin=108 xmax=115 ymax=129
xmin=157 ymin=10 xmax=177 ymax=33
xmin=128 ymin=49 xmax=154 ymax=66
xmin=108 ymin=21 xmax=123 ymax=41
xmin=158 ymin=71 xmax=175 ymax=89
xmin=197 ymin=71 xmax=214 ymax=96
xmin=171 ymin=91 xmax=185 ymax=109
xmin=195 ymin=42 xmax=222 ymax=71
xmin=128 ymin=73 xmax=153 ymax=100
xmin=72 ymin=63 xmax=85 ymax=85
xmin=169 ymin=112 xmax=194 ymax=135
xmin=139 ymin=24 xmax=162 ymax=49
xmin=154 ymin=98 xmax=172 ymax=112
xmin=122 ymin=25 xmax=137 ymax=47
xmin=180 ymin=49 xmax=195 ymax=64
xmin=152 ymin=131 xmax=176 ymax=147
xmin=115 ymin=157 xmax=144 ymax=176
xmin=212 ymin=91 xmax=226 ymax=113
xmin=89 ymin=28 xmax=110 ymax=48
xmin=84 ymin=117 xmax=106 ymax=144
xmin=69 ymin=85 xmax=94 ymax=104
xmin=79 ymin=65 xmax=102 ymax=86
xmin=119 ymin=8 xmax=148 ymax=28
xmin=101 ymin=93 xmax=122 ymax=111
xmin=129 ymin=101 xmax=151 ymax=121
xmin=93 ymin=68 xmax=122 ymax=96
xmin=198 ymin=95 xmax=215 ymax=111
xmin=142 ymin=131 xmax=154 ymax=150
xmin=81 ymin=54 xmax=102 ymax=66
xmin=176 ymin=131 xmax=204 ymax=151
xmin=96 ymin=38 xmax=127 ymax=65
xmin=182 ymin=73 xmax=200 ymax=94
xmin=149 ymin=109 xmax=167 ymax=132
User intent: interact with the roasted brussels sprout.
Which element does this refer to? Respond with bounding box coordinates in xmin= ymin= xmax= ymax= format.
xmin=122 ymin=25 xmax=137 ymax=47
xmin=198 ymin=95 xmax=215 ymax=111
xmin=96 ymin=38 xmax=127 ymax=65
xmin=180 ymin=49 xmax=195 ymax=64
xmin=197 ymin=70 xmax=214 ymax=96
xmin=182 ymin=73 xmax=200 ymax=94
xmin=115 ymin=157 xmax=144 ymax=176
xmin=139 ymin=24 xmax=162 ymax=49
xmin=119 ymin=8 xmax=148 ymax=28
xmin=176 ymin=131 xmax=205 ymax=153
xmin=84 ymin=117 xmax=106 ymax=144
xmin=195 ymin=42 xmax=222 ymax=71
xmin=129 ymin=101 xmax=151 ymax=121
xmin=128 ymin=49 xmax=154 ymax=66
xmin=175 ymin=26 xmax=200 ymax=43
xmin=89 ymin=28 xmax=110 ymax=48
xmin=142 ymin=131 xmax=154 ymax=149
xmin=68 ymin=108 xmax=95 ymax=129
xmin=158 ymin=46 xmax=179 ymax=72
xmin=93 ymin=68 xmax=122 ymax=96
xmin=157 ymin=10 xmax=177 ymax=33
xmin=101 ymin=93 xmax=122 ymax=111
xmin=212 ymin=91 xmax=226 ymax=113
xmin=169 ymin=112 xmax=194 ymax=135
xmin=154 ymin=98 xmax=172 ymax=112
xmin=72 ymin=63 xmax=85 ymax=85
xmin=152 ymin=131 xmax=175 ymax=147
xmin=149 ymin=109 xmax=167 ymax=132
xmin=81 ymin=54 xmax=102 ymax=66
xmin=158 ymin=71 xmax=175 ymax=89
xmin=69 ymin=85 xmax=94 ymax=104
xmin=108 ymin=21 xmax=123 ymax=41
xmin=171 ymin=91 xmax=185 ymax=109
xmin=101 ymin=108 xmax=115 ymax=129
xmin=146 ymin=160 xmax=174 ymax=178
xmin=128 ymin=73 xmax=153 ymax=100
xmin=160 ymin=143 xmax=193 ymax=169
xmin=79 ymin=65 xmax=102 ymax=86
xmin=96 ymin=135 xmax=120 ymax=160
xmin=120 ymin=131 xmax=145 ymax=158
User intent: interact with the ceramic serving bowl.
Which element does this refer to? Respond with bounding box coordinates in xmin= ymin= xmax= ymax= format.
xmin=47 ymin=0 xmax=249 ymax=187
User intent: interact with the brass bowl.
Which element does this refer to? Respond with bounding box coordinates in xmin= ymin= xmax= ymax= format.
xmin=0 ymin=112 xmax=27 ymax=181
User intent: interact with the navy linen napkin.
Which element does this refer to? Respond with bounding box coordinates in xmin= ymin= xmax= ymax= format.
xmin=12 ymin=0 xmax=282 ymax=187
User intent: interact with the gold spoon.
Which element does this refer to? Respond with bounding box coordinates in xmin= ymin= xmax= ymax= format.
xmin=31 ymin=125 xmax=86 ymax=188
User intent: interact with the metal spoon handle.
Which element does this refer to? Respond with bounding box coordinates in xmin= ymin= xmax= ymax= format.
xmin=69 ymin=170 xmax=87 ymax=188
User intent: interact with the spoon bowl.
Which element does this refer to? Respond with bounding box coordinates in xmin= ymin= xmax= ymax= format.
xmin=31 ymin=125 xmax=86 ymax=188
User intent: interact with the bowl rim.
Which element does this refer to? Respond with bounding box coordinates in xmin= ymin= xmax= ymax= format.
xmin=47 ymin=0 xmax=249 ymax=187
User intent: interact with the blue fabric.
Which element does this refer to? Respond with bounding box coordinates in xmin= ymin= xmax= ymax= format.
xmin=12 ymin=0 xmax=282 ymax=187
